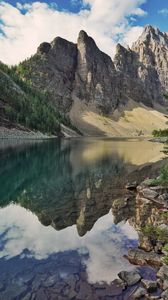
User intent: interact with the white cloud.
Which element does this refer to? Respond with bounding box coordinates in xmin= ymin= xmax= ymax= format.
xmin=0 ymin=0 xmax=147 ymax=65
xmin=123 ymin=26 xmax=144 ymax=47
xmin=158 ymin=8 xmax=168 ymax=16
xmin=0 ymin=204 xmax=138 ymax=284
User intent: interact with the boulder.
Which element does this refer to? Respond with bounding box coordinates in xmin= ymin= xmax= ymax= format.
xmin=157 ymin=266 xmax=168 ymax=281
xmin=141 ymin=279 xmax=157 ymax=292
xmin=142 ymin=188 xmax=158 ymax=200
xmin=133 ymin=287 xmax=146 ymax=299
xmin=163 ymin=280 xmax=168 ymax=290
xmin=162 ymin=288 xmax=168 ymax=300
xmin=154 ymin=241 xmax=163 ymax=254
xmin=128 ymin=248 xmax=163 ymax=267
xmin=158 ymin=194 xmax=168 ymax=207
xmin=118 ymin=270 xmax=141 ymax=286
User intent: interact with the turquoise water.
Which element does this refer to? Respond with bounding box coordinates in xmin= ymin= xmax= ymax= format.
xmin=0 ymin=138 xmax=165 ymax=299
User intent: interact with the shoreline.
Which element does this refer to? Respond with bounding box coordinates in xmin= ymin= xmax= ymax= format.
xmin=115 ymin=179 xmax=168 ymax=299
xmin=0 ymin=126 xmax=57 ymax=140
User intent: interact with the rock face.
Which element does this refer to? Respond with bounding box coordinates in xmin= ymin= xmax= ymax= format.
xmin=21 ymin=37 xmax=78 ymax=112
xmin=132 ymin=26 xmax=168 ymax=102
xmin=18 ymin=25 xmax=168 ymax=117
xmin=74 ymin=30 xmax=120 ymax=113
xmin=114 ymin=25 xmax=168 ymax=106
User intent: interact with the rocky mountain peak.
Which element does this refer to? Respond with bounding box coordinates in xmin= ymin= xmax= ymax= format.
xmin=116 ymin=43 xmax=129 ymax=54
xmin=133 ymin=24 xmax=168 ymax=48
xmin=77 ymin=29 xmax=101 ymax=57
xmin=75 ymin=30 xmax=118 ymax=112
xmin=18 ymin=26 xmax=168 ymax=120
xmin=37 ymin=42 xmax=51 ymax=54
xmin=78 ymin=30 xmax=89 ymax=42
xmin=131 ymin=25 xmax=168 ymax=100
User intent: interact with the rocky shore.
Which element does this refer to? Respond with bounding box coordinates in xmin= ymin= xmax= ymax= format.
xmin=149 ymin=138 xmax=168 ymax=144
xmin=0 ymin=126 xmax=56 ymax=139
xmin=115 ymin=180 xmax=168 ymax=299
xmin=0 ymin=124 xmax=80 ymax=139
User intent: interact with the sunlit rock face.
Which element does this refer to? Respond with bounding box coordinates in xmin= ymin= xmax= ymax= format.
xmin=114 ymin=25 xmax=168 ymax=106
xmin=18 ymin=25 xmax=168 ymax=116
xmin=132 ymin=26 xmax=168 ymax=95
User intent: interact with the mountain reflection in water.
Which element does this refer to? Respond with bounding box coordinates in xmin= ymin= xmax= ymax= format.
xmin=0 ymin=138 xmax=166 ymax=299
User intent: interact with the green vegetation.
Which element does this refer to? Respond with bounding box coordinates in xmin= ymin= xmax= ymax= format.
xmin=162 ymin=244 xmax=168 ymax=265
xmin=159 ymin=166 xmax=168 ymax=186
xmin=152 ymin=129 xmax=168 ymax=137
xmin=144 ymin=166 xmax=168 ymax=187
xmin=142 ymin=224 xmax=168 ymax=243
xmin=160 ymin=211 xmax=168 ymax=222
xmin=143 ymin=178 xmax=160 ymax=186
xmin=0 ymin=61 xmax=78 ymax=135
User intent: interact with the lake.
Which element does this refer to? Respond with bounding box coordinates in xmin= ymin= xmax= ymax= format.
xmin=0 ymin=138 xmax=166 ymax=300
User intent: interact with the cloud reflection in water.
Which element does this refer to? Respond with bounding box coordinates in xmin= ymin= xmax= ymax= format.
xmin=0 ymin=204 xmax=138 ymax=284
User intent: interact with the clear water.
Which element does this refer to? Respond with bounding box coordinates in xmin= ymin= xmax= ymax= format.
xmin=0 ymin=138 xmax=165 ymax=299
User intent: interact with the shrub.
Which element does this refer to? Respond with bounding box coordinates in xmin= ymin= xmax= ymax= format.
xmin=159 ymin=166 xmax=168 ymax=186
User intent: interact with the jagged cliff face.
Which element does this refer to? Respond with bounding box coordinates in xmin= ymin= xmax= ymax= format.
xmin=132 ymin=25 xmax=168 ymax=96
xmin=74 ymin=31 xmax=120 ymax=113
xmin=20 ymin=37 xmax=77 ymax=112
xmin=18 ymin=25 xmax=168 ymax=117
xmin=114 ymin=25 xmax=168 ymax=106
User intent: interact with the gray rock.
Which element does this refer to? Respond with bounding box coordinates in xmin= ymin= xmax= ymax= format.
xmin=118 ymin=270 xmax=141 ymax=286
xmin=142 ymin=188 xmax=158 ymax=200
xmin=147 ymin=296 xmax=162 ymax=300
xmin=162 ymin=288 xmax=168 ymax=300
xmin=163 ymin=280 xmax=168 ymax=290
xmin=157 ymin=266 xmax=168 ymax=281
xmin=128 ymin=248 xmax=163 ymax=267
xmin=155 ymin=241 xmax=163 ymax=254
xmin=114 ymin=278 xmax=126 ymax=290
xmin=132 ymin=287 xmax=147 ymax=299
xmin=125 ymin=182 xmax=138 ymax=190
xmin=141 ymin=279 xmax=157 ymax=292
xmin=158 ymin=194 xmax=168 ymax=207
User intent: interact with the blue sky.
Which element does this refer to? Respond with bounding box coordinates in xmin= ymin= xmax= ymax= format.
xmin=0 ymin=0 xmax=168 ymax=64
xmin=137 ymin=0 xmax=168 ymax=32
xmin=5 ymin=0 xmax=168 ymax=32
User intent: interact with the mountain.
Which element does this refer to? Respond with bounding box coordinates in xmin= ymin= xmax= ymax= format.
xmin=1 ymin=25 xmax=168 ymax=137
xmin=114 ymin=25 xmax=168 ymax=106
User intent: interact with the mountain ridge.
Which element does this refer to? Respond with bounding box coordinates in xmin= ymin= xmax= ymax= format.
xmin=0 ymin=25 xmax=168 ymax=137
xmin=18 ymin=25 xmax=168 ymax=109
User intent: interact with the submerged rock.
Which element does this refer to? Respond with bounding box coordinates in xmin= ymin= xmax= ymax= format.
xmin=118 ymin=270 xmax=141 ymax=286
xmin=132 ymin=287 xmax=146 ymax=299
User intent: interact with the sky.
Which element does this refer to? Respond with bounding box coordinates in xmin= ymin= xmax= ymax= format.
xmin=0 ymin=0 xmax=168 ymax=65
